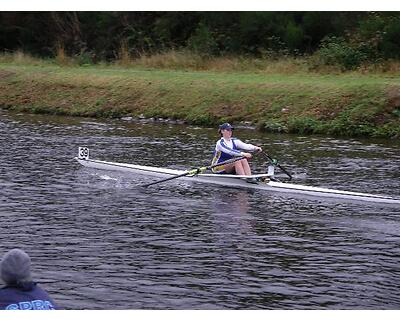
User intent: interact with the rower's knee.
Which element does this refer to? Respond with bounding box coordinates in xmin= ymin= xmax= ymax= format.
xmin=235 ymin=160 xmax=245 ymax=167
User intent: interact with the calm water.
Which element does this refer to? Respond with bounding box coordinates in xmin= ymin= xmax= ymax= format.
xmin=0 ymin=109 xmax=399 ymax=310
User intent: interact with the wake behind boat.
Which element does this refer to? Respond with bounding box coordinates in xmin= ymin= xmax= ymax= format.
xmin=75 ymin=147 xmax=400 ymax=206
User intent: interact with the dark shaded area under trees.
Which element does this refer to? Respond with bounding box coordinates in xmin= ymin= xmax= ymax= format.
xmin=1 ymin=12 xmax=400 ymax=69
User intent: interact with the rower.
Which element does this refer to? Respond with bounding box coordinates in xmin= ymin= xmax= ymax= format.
xmin=211 ymin=123 xmax=262 ymax=176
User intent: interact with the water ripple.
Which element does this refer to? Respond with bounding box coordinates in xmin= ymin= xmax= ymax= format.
xmin=1 ymin=109 xmax=400 ymax=309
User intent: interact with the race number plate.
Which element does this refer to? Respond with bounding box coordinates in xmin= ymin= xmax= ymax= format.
xmin=78 ymin=147 xmax=90 ymax=160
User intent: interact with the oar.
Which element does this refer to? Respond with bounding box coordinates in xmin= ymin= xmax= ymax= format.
xmin=262 ymin=151 xmax=293 ymax=181
xmin=141 ymin=156 xmax=246 ymax=188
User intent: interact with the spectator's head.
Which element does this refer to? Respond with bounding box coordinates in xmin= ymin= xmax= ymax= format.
xmin=1 ymin=249 xmax=32 ymax=285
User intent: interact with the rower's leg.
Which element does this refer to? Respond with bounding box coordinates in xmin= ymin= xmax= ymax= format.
xmin=240 ymin=159 xmax=252 ymax=175
xmin=224 ymin=159 xmax=252 ymax=175
xmin=223 ymin=163 xmax=235 ymax=173
xmin=234 ymin=160 xmax=248 ymax=175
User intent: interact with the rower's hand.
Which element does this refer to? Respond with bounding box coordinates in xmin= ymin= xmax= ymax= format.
xmin=255 ymin=146 xmax=262 ymax=152
xmin=241 ymin=152 xmax=252 ymax=158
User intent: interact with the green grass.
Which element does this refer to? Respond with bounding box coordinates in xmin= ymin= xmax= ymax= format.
xmin=1 ymin=62 xmax=400 ymax=138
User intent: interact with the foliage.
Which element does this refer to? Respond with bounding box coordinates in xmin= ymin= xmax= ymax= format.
xmin=0 ymin=13 xmax=375 ymax=57
xmin=187 ymin=23 xmax=218 ymax=56
xmin=314 ymin=36 xmax=368 ymax=70
xmin=1 ymin=12 xmax=400 ymax=70
xmin=357 ymin=13 xmax=400 ymax=60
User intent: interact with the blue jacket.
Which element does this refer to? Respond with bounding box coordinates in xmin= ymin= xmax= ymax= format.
xmin=0 ymin=283 xmax=59 ymax=310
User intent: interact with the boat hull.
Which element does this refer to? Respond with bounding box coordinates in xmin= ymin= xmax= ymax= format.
xmin=75 ymin=157 xmax=400 ymax=205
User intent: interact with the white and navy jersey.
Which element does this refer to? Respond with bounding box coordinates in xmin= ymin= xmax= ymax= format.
xmin=211 ymin=137 xmax=258 ymax=173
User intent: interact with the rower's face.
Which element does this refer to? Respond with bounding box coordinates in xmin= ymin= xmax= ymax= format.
xmin=222 ymin=129 xmax=232 ymax=138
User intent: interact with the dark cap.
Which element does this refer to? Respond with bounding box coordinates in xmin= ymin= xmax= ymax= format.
xmin=218 ymin=123 xmax=234 ymax=132
xmin=1 ymin=249 xmax=32 ymax=285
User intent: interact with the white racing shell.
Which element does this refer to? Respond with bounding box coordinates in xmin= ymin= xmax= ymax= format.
xmin=75 ymin=148 xmax=400 ymax=206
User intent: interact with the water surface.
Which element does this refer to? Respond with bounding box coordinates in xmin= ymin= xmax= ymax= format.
xmin=0 ymin=109 xmax=399 ymax=309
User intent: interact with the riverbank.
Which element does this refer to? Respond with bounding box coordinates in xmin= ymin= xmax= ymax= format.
xmin=1 ymin=62 xmax=400 ymax=138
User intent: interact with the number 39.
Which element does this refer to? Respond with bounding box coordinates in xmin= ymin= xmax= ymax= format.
xmin=78 ymin=147 xmax=89 ymax=160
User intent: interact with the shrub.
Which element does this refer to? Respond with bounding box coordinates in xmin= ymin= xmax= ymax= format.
xmin=287 ymin=116 xmax=322 ymax=134
xmin=284 ymin=22 xmax=304 ymax=52
xmin=187 ymin=23 xmax=218 ymax=56
xmin=75 ymin=51 xmax=94 ymax=66
xmin=313 ymin=36 xmax=368 ymax=70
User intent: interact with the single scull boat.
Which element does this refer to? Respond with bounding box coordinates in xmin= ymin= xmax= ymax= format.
xmin=75 ymin=147 xmax=400 ymax=205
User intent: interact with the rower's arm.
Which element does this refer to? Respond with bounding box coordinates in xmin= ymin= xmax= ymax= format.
xmin=234 ymin=139 xmax=261 ymax=152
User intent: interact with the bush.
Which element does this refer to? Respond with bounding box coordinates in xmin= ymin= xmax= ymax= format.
xmin=313 ymin=36 xmax=368 ymax=70
xmin=284 ymin=22 xmax=304 ymax=53
xmin=287 ymin=116 xmax=322 ymax=134
xmin=75 ymin=51 xmax=94 ymax=66
xmin=187 ymin=23 xmax=218 ymax=56
xmin=380 ymin=17 xmax=400 ymax=59
xmin=358 ymin=13 xmax=400 ymax=60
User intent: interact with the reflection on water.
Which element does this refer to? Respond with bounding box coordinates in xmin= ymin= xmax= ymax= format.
xmin=211 ymin=191 xmax=253 ymax=245
xmin=0 ymin=109 xmax=400 ymax=309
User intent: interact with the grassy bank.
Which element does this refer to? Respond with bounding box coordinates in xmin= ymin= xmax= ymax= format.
xmin=1 ymin=60 xmax=400 ymax=138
